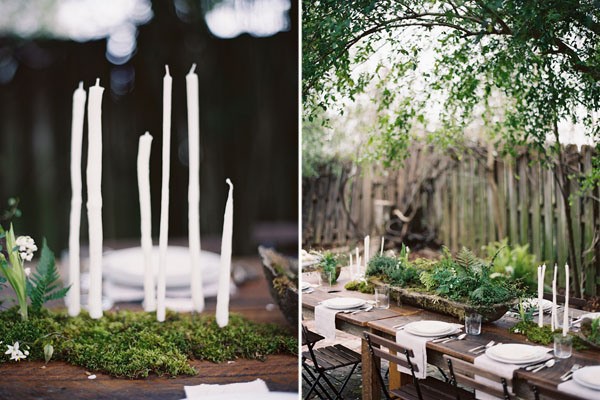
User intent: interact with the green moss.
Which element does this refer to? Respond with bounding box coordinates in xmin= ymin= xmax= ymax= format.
xmin=510 ymin=320 xmax=588 ymax=350
xmin=0 ymin=308 xmax=297 ymax=378
xmin=344 ymin=280 xmax=375 ymax=294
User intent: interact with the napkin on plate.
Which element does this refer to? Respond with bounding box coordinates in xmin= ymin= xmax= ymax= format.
xmin=557 ymin=379 xmax=600 ymax=399
xmin=314 ymin=304 xmax=341 ymax=341
xmin=395 ymin=323 xmax=462 ymax=379
xmin=473 ymin=348 xmax=551 ymax=400
xmin=183 ymin=379 xmax=297 ymax=400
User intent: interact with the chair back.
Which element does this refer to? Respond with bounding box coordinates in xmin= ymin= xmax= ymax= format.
xmin=364 ymin=331 xmax=422 ymax=400
xmin=531 ymin=381 xmax=584 ymax=400
xmin=301 ymin=324 xmax=323 ymax=370
xmin=444 ymin=355 xmax=513 ymax=400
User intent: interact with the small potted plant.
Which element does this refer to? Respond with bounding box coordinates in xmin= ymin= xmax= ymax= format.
xmin=318 ymin=252 xmax=346 ymax=285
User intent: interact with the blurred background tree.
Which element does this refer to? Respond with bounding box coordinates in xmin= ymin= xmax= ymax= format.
xmin=0 ymin=0 xmax=298 ymax=255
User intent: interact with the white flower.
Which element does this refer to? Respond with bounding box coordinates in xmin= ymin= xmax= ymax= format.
xmin=5 ymin=341 xmax=27 ymax=362
xmin=505 ymin=266 xmax=514 ymax=276
xmin=24 ymin=267 xmax=31 ymax=277
xmin=15 ymin=236 xmax=37 ymax=262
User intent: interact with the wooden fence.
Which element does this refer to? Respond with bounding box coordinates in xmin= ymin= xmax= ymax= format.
xmin=302 ymin=144 xmax=599 ymax=296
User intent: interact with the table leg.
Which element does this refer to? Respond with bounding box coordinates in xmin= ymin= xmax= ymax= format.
xmin=361 ymin=336 xmax=381 ymax=400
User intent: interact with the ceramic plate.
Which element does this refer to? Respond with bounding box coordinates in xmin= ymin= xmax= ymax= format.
xmin=103 ymin=246 xmax=220 ymax=288
xmin=520 ymin=298 xmax=553 ymax=312
xmin=580 ymin=312 xmax=600 ymax=320
xmin=322 ymin=297 xmax=366 ymax=310
xmin=301 ymin=281 xmax=311 ymax=290
xmin=573 ymin=366 xmax=600 ymax=391
xmin=404 ymin=321 xmax=456 ymax=337
xmin=486 ymin=344 xmax=548 ymax=364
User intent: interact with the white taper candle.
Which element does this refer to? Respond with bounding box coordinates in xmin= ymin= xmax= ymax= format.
xmin=86 ymin=78 xmax=104 ymax=319
xmin=349 ymin=253 xmax=353 ymax=280
xmin=538 ymin=264 xmax=545 ymax=327
xmin=551 ymin=264 xmax=558 ymax=331
xmin=216 ymin=179 xmax=234 ymax=327
xmin=380 ymin=236 xmax=384 ymax=256
xmin=187 ymin=64 xmax=204 ymax=312
xmin=67 ymin=81 xmax=86 ymax=317
xmin=563 ymin=264 xmax=570 ymax=336
xmin=157 ymin=65 xmax=172 ymax=322
xmin=137 ymin=132 xmax=154 ymax=312
xmin=364 ymin=235 xmax=370 ymax=271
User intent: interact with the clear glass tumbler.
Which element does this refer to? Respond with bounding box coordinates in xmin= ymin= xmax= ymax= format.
xmin=554 ymin=334 xmax=573 ymax=359
xmin=465 ymin=313 xmax=482 ymax=335
xmin=375 ymin=285 xmax=390 ymax=309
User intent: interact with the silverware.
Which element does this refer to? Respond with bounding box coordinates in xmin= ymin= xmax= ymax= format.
xmin=431 ymin=334 xmax=458 ymax=343
xmin=442 ymin=333 xmax=467 ymax=344
xmin=469 ymin=340 xmax=494 ymax=353
xmin=525 ymin=360 xmax=549 ymax=371
xmin=351 ymin=305 xmax=373 ymax=314
xmin=560 ymin=364 xmax=581 ymax=381
xmin=393 ymin=323 xmax=408 ymax=329
xmin=473 ymin=341 xmax=501 ymax=355
xmin=532 ymin=359 xmax=555 ymax=373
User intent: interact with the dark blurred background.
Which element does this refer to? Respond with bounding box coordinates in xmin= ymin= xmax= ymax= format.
xmin=0 ymin=0 xmax=298 ymax=255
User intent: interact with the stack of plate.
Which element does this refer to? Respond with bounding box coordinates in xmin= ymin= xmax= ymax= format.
xmin=519 ymin=298 xmax=553 ymax=313
xmin=485 ymin=344 xmax=548 ymax=364
xmin=321 ymin=297 xmax=365 ymax=310
xmin=403 ymin=321 xmax=458 ymax=337
xmin=572 ymin=366 xmax=600 ymax=391
xmin=101 ymin=246 xmax=226 ymax=303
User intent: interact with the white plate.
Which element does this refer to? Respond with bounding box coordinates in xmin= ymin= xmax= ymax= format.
xmin=521 ymin=298 xmax=553 ymax=312
xmin=301 ymin=281 xmax=311 ymax=290
xmin=573 ymin=366 xmax=600 ymax=391
xmin=322 ymin=297 xmax=366 ymax=310
xmin=580 ymin=312 xmax=600 ymax=320
xmin=486 ymin=344 xmax=548 ymax=364
xmin=102 ymin=246 xmax=220 ymax=288
xmin=404 ymin=321 xmax=457 ymax=337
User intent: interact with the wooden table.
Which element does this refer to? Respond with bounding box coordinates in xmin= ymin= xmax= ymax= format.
xmin=302 ymin=273 xmax=599 ymax=400
xmin=0 ymin=256 xmax=298 ymax=399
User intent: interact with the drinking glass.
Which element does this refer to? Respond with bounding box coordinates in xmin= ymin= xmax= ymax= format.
xmin=554 ymin=334 xmax=573 ymax=359
xmin=465 ymin=313 xmax=482 ymax=335
xmin=375 ymin=285 xmax=390 ymax=309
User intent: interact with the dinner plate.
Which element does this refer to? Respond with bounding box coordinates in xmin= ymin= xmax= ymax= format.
xmin=301 ymin=281 xmax=311 ymax=290
xmin=103 ymin=246 xmax=220 ymax=288
xmin=520 ymin=298 xmax=553 ymax=312
xmin=321 ymin=297 xmax=366 ymax=310
xmin=485 ymin=344 xmax=548 ymax=364
xmin=580 ymin=312 xmax=600 ymax=320
xmin=573 ymin=366 xmax=600 ymax=391
xmin=404 ymin=321 xmax=457 ymax=337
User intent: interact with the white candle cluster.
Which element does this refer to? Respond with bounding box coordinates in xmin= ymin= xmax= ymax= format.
xmin=67 ymin=66 xmax=234 ymax=325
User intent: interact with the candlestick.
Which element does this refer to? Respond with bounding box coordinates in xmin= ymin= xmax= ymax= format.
xmin=551 ymin=264 xmax=558 ymax=331
xmin=86 ymin=78 xmax=104 ymax=319
xmin=380 ymin=236 xmax=384 ymax=256
xmin=137 ymin=132 xmax=154 ymax=312
xmin=67 ymin=81 xmax=86 ymax=317
xmin=187 ymin=64 xmax=204 ymax=312
xmin=157 ymin=66 xmax=172 ymax=322
xmin=563 ymin=264 xmax=570 ymax=336
xmin=216 ymin=179 xmax=234 ymax=327
xmin=538 ymin=264 xmax=545 ymax=327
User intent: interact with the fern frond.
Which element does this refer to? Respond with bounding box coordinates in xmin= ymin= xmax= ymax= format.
xmin=27 ymin=239 xmax=70 ymax=313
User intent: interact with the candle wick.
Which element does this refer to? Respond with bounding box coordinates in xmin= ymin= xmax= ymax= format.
xmin=189 ymin=63 xmax=197 ymax=74
xmin=165 ymin=65 xmax=170 ymax=75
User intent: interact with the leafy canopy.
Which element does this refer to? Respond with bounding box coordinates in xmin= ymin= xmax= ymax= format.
xmin=303 ymin=0 xmax=600 ymax=167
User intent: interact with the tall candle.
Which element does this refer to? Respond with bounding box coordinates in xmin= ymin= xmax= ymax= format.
xmin=538 ymin=264 xmax=546 ymax=327
xmin=157 ymin=66 xmax=172 ymax=322
xmin=187 ymin=64 xmax=204 ymax=312
xmin=216 ymin=179 xmax=234 ymax=327
xmin=86 ymin=78 xmax=104 ymax=320
xmin=551 ymin=264 xmax=558 ymax=331
xmin=137 ymin=132 xmax=154 ymax=312
xmin=355 ymin=247 xmax=359 ymax=275
xmin=380 ymin=236 xmax=384 ymax=256
xmin=349 ymin=253 xmax=353 ymax=280
xmin=67 ymin=82 xmax=86 ymax=317
xmin=563 ymin=264 xmax=570 ymax=336
xmin=364 ymin=235 xmax=370 ymax=271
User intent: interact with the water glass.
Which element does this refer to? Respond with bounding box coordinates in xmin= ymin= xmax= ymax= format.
xmin=375 ymin=285 xmax=390 ymax=309
xmin=554 ymin=334 xmax=573 ymax=359
xmin=465 ymin=313 xmax=482 ymax=335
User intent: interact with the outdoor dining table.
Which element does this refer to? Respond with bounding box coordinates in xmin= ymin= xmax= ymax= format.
xmin=302 ymin=272 xmax=600 ymax=400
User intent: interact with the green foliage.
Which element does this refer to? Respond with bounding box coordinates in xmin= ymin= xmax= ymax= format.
xmin=0 ymin=308 xmax=297 ymax=378
xmin=581 ymin=317 xmax=600 ymax=346
xmin=510 ymin=320 xmax=588 ymax=350
xmin=319 ymin=252 xmax=345 ymax=284
xmin=484 ymin=239 xmax=538 ymax=293
xmin=344 ymin=279 xmax=375 ymax=294
xmin=0 ymin=197 xmax=22 ymax=222
xmin=27 ymin=239 xmax=70 ymax=314
xmin=0 ymin=225 xmax=28 ymax=320
xmin=366 ymin=253 xmax=420 ymax=287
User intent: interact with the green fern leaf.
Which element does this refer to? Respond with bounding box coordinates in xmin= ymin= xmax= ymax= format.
xmin=27 ymin=239 xmax=70 ymax=313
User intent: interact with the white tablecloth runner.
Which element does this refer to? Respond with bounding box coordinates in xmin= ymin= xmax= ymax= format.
xmin=395 ymin=323 xmax=462 ymax=379
xmin=314 ymin=304 xmax=341 ymax=341
xmin=558 ymin=379 xmax=600 ymax=399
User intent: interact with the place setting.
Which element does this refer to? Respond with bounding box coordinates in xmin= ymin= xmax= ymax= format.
xmin=314 ymin=297 xmax=375 ymax=340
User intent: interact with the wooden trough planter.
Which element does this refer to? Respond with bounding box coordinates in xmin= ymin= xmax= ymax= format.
xmin=388 ymin=285 xmax=515 ymax=323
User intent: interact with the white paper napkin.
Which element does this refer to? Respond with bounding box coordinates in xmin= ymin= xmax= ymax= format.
xmin=183 ymin=379 xmax=297 ymax=400
xmin=395 ymin=323 xmax=462 ymax=379
xmin=314 ymin=304 xmax=340 ymax=340
xmin=473 ymin=348 xmax=551 ymax=400
xmin=558 ymin=379 xmax=600 ymax=399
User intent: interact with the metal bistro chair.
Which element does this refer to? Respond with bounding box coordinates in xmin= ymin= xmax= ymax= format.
xmin=364 ymin=331 xmax=471 ymax=400
xmin=530 ymin=381 xmax=587 ymax=400
xmin=301 ymin=324 xmax=361 ymax=399
xmin=444 ymin=354 xmax=511 ymax=400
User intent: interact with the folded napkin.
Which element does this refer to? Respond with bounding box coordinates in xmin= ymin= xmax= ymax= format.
xmin=314 ymin=304 xmax=341 ymax=340
xmin=395 ymin=323 xmax=462 ymax=379
xmin=183 ymin=379 xmax=297 ymax=400
xmin=558 ymin=379 xmax=600 ymax=399
xmin=473 ymin=348 xmax=551 ymax=400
